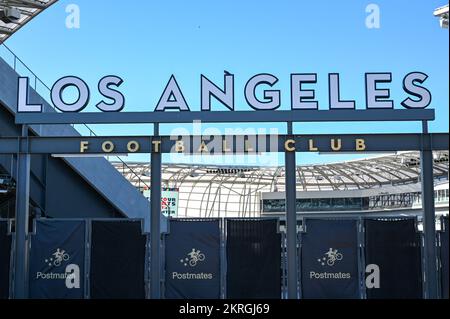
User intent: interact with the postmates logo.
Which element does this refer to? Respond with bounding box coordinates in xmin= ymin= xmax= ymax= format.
xmin=173 ymin=248 xmax=213 ymax=280
xmin=36 ymin=248 xmax=80 ymax=289
xmin=45 ymin=248 xmax=70 ymax=267
xmin=180 ymin=248 xmax=205 ymax=267
xmin=309 ymin=248 xmax=350 ymax=280
xmin=317 ymin=248 xmax=343 ymax=267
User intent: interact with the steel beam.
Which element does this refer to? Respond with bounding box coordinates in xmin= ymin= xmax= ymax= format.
xmin=13 ymin=125 xmax=30 ymax=299
xmin=285 ymin=122 xmax=298 ymax=298
xmin=420 ymin=122 xmax=439 ymax=299
xmin=15 ymin=109 xmax=435 ymax=125
xmin=150 ymin=126 xmax=162 ymax=299
xmin=0 ymin=133 xmax=448 ymax=154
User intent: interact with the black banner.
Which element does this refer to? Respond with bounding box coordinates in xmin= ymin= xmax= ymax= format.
xmin=441 ymin=217 xmax=449 ymax=299
xmin=364 ymin=219 xmax=423 ymax=299
xmin=29 ymin=220 xmax=85 ymax=299
xmin=226 ymin=219 xmax=281 ymax=299
xmin=0 ymin=221 xmax=11 ymax=299
xmin=164 ymin=220 xmax=220 ymax=299
xmin=90 ymin=221 xmax=146 ymax=299
xmin=300 ymin=219 xmax=360 ymax=299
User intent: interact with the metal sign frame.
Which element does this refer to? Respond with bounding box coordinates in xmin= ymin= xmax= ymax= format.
xmin=14 ymin=109 xmax=435 ymax=125
xmin=5 ymin=107 xmax=448 ymax=299
xmin=0 ymin=133 xmax=448 ymax=154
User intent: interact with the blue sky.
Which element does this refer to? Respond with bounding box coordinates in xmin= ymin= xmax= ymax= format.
xmin=2 ymin=0 xmax=449 ymax=165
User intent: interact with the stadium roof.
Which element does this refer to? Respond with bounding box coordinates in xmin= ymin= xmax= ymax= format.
xmin=434 ymin=4 xmax=449 ymax=28
xmin=0 ymin=0 xmax=57 ymax=43
xmin=112 ymin=151 xmax=449 ymax=217
xmin=114 ymin=151 xmax=449 ymax=192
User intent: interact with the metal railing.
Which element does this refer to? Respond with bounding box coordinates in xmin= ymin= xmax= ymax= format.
xmin=0 ymin=43 xmax=150 ymax=189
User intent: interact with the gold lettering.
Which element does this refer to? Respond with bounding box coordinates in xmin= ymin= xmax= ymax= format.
xmin=80 ymin=141 xmax=89 ymax=153
xmin=331 ymin=139 xmax=342 ymax=151
xmin=222 ymin=139 xmax=231 ymax=152
xmin=245 ymin=140 xmax=254 ymax=152
xmin=284 ymin=139 xmax=296 ymax=152
xmin=198 ymin=141 xmax=209 ymax=153
xmin=127 ymin=141 xmax=140 ymax=153
xmin=309 ymin=139 xmax=318 ymax=151
xmin=101 ymin=141 xmax=114 ymax=153
xmin=355 ymin=139 xmax=366 ymax=151
xmin=152 ymin=140 xmax=161 ymax=153
xmin=175 ymin=140 xmax=185 ymax=153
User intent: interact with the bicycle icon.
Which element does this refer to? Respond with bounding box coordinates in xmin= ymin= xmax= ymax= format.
xmin=180 ymin=248 xmax=205 ymax=267
xmin=45 ymin=248 xmax=70 ymax=267
xmin=325 ymin=248 xmax=343 ymax=266
xmin=188 ymin=248 xmax=205 ymax=267
xmin=318 ymin=248 xmax=343 ymax=266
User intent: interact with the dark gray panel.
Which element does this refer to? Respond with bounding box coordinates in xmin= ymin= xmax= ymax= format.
xmin=45 ymin=158 xmax=118 ymax=218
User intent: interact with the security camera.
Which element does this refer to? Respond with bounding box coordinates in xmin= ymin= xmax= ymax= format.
xmin=0 ymin=7 xmax=21 ymax=23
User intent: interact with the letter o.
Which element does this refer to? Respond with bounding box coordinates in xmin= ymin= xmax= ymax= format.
xmin=51 ymin=76 xmax=90 ymax=112
xmin=102 ymin=141 xmax=114 ymax=153
xmin=127 ymin=141 xmax=140 ymax=153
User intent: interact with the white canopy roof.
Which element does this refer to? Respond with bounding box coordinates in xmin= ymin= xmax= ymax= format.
xmin=112 ymin=151 xmax=449 ymax=217
xmin=0 ymin=0 xmax=57 ymax=43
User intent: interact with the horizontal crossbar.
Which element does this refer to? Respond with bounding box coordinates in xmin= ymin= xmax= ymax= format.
xmin=0 ymin=133 xmax=448 ymax=154
xmin=14 ymin=109 xmax=435 ymax=124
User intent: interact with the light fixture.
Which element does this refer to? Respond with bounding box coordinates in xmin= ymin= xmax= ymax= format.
xmin=0 ymin=7 xmax=21 ymax=24
xmin=434 ymin=5 xmax=449 ymax=29
xmin=189 ymin=170 xmax=199 ymax=178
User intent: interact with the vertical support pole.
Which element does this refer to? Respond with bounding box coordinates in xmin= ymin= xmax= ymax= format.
xmin=14 ymin=125 xmax=30 ymax=299
xmin=285 ymin=122 xmax=298 ymax=299
xmin=420 ymin=121 xmax=439 ymax=299
xmin=150 ymin=124 xmax=162 ymax=299
xmin=220 ymin=218 xmax=227 ymax=299
xmin=357 ymin=218 xmax=366 ymax=299
xmin=85 ymin=220 xmax=91 ymax=299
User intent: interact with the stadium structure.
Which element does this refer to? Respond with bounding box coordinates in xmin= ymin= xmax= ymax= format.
xmin=112 ymin=153 xmax=449 ymax=220
xmin=0 ymin=0 xmax=57 ymax=43
xmin=0 ymin=0 xmax=449 ymax=300
xmin=434 ymin=4 xmax=449 ymax=28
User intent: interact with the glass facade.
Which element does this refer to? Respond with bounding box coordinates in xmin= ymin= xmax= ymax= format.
xmin=435 ymin=189 xmax=449 ymax=203
xmin=262 ymin=187 xmax=449 ymax=213
xmin=262 ymin=197 xmax=370 ymax=213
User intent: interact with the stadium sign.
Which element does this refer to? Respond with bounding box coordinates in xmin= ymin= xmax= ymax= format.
xmin=77 ymin=136 xmax=369 ymax=153
xmin=2 ymin=133 xmax=447 ymax=156
xmin=161 ymin=189 xmax=179 ymax=217
xmin=10 ymin=70 xmax=445 ymax=301
xmin=17 ymin=72 xmax=432 ymax=113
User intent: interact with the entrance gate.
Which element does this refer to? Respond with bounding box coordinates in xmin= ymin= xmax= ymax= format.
xmin=1 ymin=108 xmax=448 ymax=299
